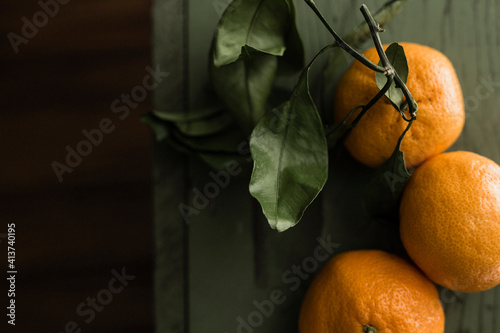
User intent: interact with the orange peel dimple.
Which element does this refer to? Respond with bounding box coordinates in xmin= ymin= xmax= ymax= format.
xmin=298 ymin=250 xmax=445 ymax=333
xmin=333 ymin=42 xmax=465 ymax=169
xmin=400 ymin=151 xmax=500 ymax=293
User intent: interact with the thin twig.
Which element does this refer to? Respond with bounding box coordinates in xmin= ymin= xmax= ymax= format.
xmin=350 ymin=74 xmax=394 ymax=127
xmin=396 ymin=116 xmax=415 ymax=148
xmin=306 ymin=43 xmax=337 ymax=71
xmin=304 ymin=0 xmax=385 ymax=73
xmin=359 ymin=4 xmax=418 ymax=115
xmin=342 ymin=0 xmax=410 ymax=48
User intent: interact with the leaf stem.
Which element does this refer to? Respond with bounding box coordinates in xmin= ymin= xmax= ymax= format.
xmin=304 ymin=0 xmax=385 ymax=73
xmin=396 ymin=116 xmax=415 ymax=149
xmin=359 ymin=4 xmax=418 ymax=116
xmin=360 ymin=5 xmax=390 ymax=67
xmin=306 ymin=43 xmax=337 ymax=71
xmin=342 ymin=0 xmax=410 ymax=48
xmin=350 ymin=74 xmax=394 ymax=128
xmin=327 ymin=75 xmax=393 ymax=148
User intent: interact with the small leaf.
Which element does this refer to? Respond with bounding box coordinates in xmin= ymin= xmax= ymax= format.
xmin=375 ymin=42 xmax=409 ymax=110
xmin=363 ymin=120 xmax=413 ymax=219
xmin=171 ymin=125 xmax=245 ymax=155
xmin=141 ymin=112 xmax=251 ymax=171
xmin=174 ymin=114 xmax=232 ymax=137
xmin=210 ymin=51 xmax=278 ymax=134
xmin=210 ymin=0 xmax=304 ymax=133
xmin=171 ymin=125 xmax=251 ymax=171
xmin=152 ymin=107 xmax=233 ymax=137
xmin=363 ymin=147 xmax=410 ymax=219
xmin=249 ymin=69 xmax=328 ymax=232
xmin=323 ymin=0 xmax=411 ymax=108
xmin=213 ymin=0 xmax=290 ymax=67
xmin=173 ymin=110 xmax=233 ymax=137
xmin=153 ymin=108 xmax=223 ymax=123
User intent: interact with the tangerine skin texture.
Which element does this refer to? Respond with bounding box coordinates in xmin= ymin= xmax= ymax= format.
xmin=334 ymin=42 xmax=464 ymax=169
xmin=400 ymin=151 xmax=500 ymax=293
xmin=298 ymin=250 xmax=444 ymax=333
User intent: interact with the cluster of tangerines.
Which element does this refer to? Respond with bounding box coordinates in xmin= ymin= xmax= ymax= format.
xmin=299 ymin=43 xmax=500 ymax=332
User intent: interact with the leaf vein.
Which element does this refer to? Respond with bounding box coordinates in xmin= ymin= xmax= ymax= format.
xmin=243 ymin=60 xmax=255 ymax=122
xmin=245 ymin=0 xmax=266 ymax=48
xmin=274 ymin=98 xmax=296 ymax=224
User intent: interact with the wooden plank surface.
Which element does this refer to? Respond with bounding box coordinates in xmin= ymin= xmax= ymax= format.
xmin=152 ymin=0 xmax=190 ymax=332
xmin=1 ymin=0 xmax=154 ymax=331
xmin=155 ymin=0 xmax=500 ymax=332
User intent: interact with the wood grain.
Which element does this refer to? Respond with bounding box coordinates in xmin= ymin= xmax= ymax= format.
xmin=156 ymin=0 xmax=500 ymax=332
xmin=1 ymin=0 xmax=154 ymax=331
xmin=152 ymin=0 xmax=190 ymax=331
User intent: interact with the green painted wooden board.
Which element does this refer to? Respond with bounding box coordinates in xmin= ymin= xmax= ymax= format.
xmin=154 ymin=0 xmax=500 ymax=332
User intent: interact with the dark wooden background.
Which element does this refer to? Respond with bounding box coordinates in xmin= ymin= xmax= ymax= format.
xmin=157 ymin=0 xmax=500 ymax=332
xmin=1 ymin=0 xmax=154 ymax=331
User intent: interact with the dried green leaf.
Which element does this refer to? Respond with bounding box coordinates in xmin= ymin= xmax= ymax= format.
xmin=375 ymin=42 xmax=408 ymax=110
xmin=210 ymin=52 xmax=278 ymax=134
xmin=249 ymin=69 xmax=328 ymax=232
xmin=213 ymin=0 xmax=290 ymax=67
xmin=363 ymin=120 xmax=413 ymax=219
xmin=151 ymin=107 xmax=233 ymax=137
xmin=323 ymin=0 xmax=410 ymax=111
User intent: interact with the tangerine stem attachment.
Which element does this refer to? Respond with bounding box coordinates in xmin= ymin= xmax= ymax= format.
xmin=363 ymin=324 xmax=380 ymax=333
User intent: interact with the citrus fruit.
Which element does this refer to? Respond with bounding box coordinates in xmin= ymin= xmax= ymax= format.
xmin=298 ymin=249 xmax=444 ymax=333
xmin=333 ymin=42 xmax=464 ymax=169
xmin=400 ymin=151 xmax=500 ymax=293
